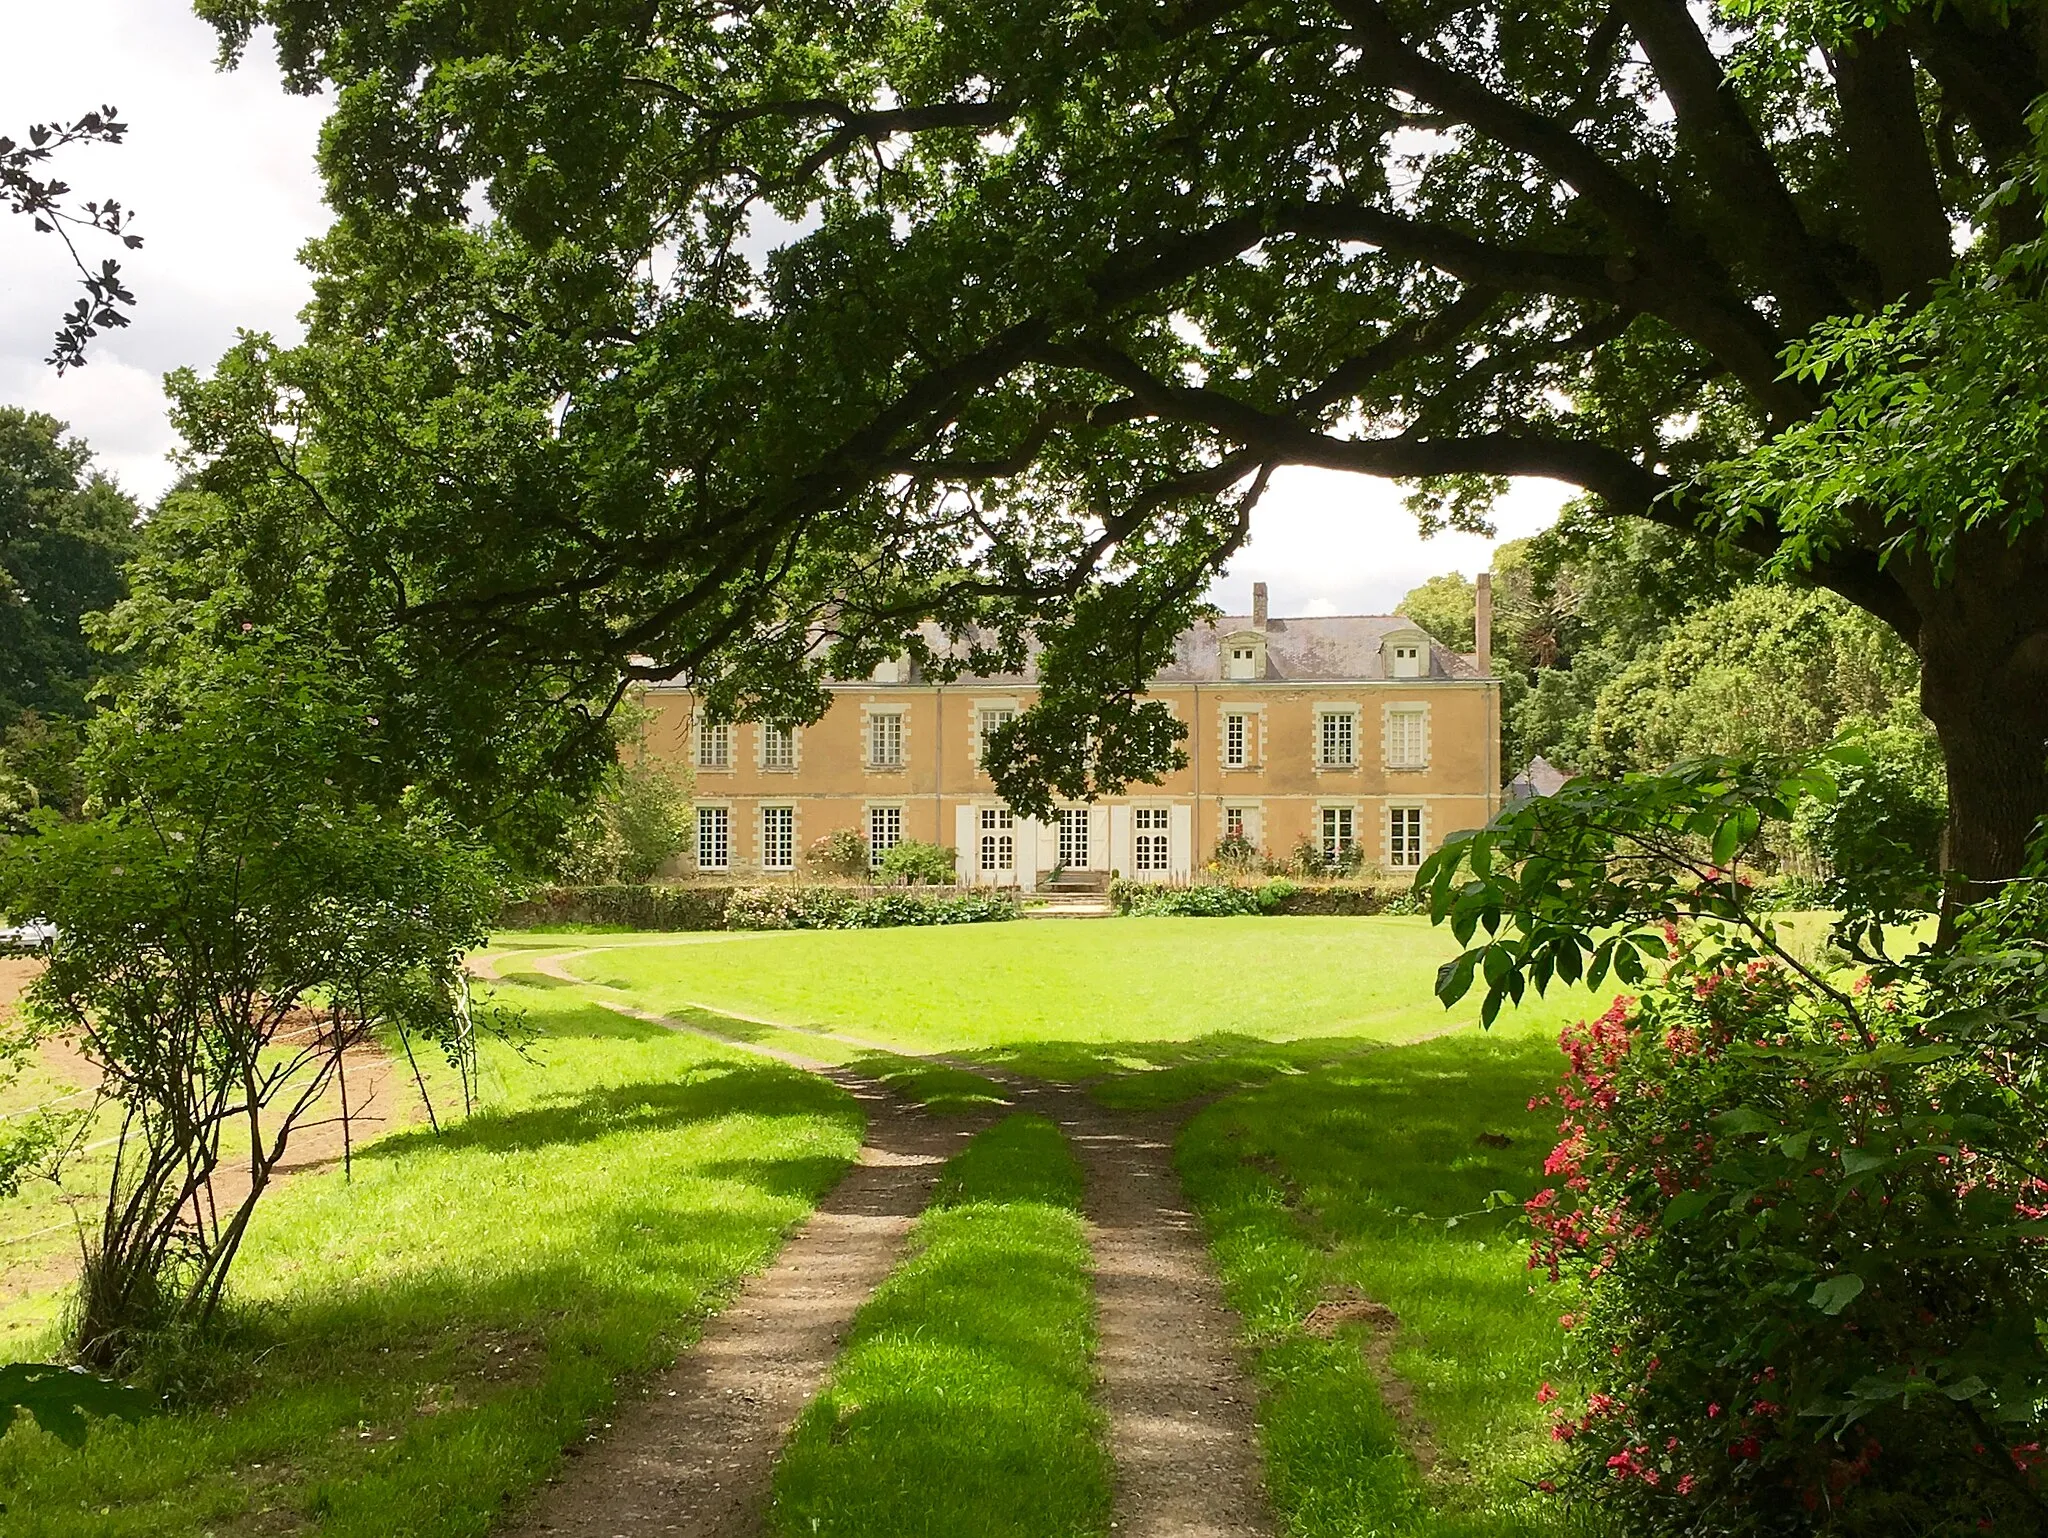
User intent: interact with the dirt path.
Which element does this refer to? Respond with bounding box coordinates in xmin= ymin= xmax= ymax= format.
xmin=501 ymin=998 xmax=993 ymax=1538
xmin=535 ymin=959 xmax=1276 ymax=1538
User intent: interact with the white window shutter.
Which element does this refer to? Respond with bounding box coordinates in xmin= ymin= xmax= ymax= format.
xmin=1015 ymin=816 xmax=1041 ymax=888
xmin=1089 ymin=805 xmax=1111 ymax=870
xmin=1110 ymin=805 xmax=1133 ymax=875
xmin=954 ymin=805 xmax=976 ymax=883
xmin=1169 ymin=803 xmax=1193 ymax=877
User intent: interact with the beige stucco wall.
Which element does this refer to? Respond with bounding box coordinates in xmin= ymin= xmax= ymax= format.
xmin=639 ymin=674 xmax=1500 ymax=876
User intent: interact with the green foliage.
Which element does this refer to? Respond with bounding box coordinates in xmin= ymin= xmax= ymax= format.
xmin=1397 ymin=572 xmax=1477 ymax=653
xmin=497 ymin=883 xmax=732 ymax=931
xmin=557 ymin=753 xmax=692 ymax=884
xmin=1209 ymin=832 xmax=1262 ymax=874
xmin=1424 ymin=755 xmax=2048 ymax=1531
xmin=1109 ymin=879 xmax=1297 ymax=917
xmin=1583 ymin=588 xmax=1920 ymax=775
xmin=0 ymin=410 xmax=138 ymax=726
xmin=726 ymin=885 xmax=1015 ymax=930
xmin=1790 ymin=714 xmax=1948 ymax=907
xmin=768 ymin=1114 xmax=1108 ymax=1538
xmin=806 ymin=827 xmax=870 ymax=879
xmin=876 ymin=839 xmax=956 ymax=886
xmin=0 ymin=638 xmax=503 ymax=1365
xmin=0 ymin=1364 xmax=153 ymax=1450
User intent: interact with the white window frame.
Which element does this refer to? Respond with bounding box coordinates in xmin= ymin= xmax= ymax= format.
xmin=976 ymin=706 xmax=1017 ymax=768
xmin=695 ymin=718 xmax=731 ymax=771
xmin=868 ymin=804 xmax=904 ymax=862
xmin=1320 ymin=804 xmax=1357 ymax=863
xmin=1385 ymin=704 xmax=1429 ymax=770
xmin=1057 ymin=807 xmax=1090 ymax=869
xmin=867 ymin=709 xmax=905 ymax=769
xmin=760 ymin=805 xmax=796 ymax=871
xmin=1224 ymin=711 xmax=1250 ymax=768
xmin=1387 ymin=805 xmax=1425 ymax=869
xmin=1317 ymin=709 xmax=1358 ymax=769
xmin=760 ymin=721 xmax=797 ymax=771
xmin=696 ymin=805 xmax=730 ymax=870
xmin=1133 ymin=806 xmax=1170 ymax=873
xmin=1222 ymin=805 xmax=1251 ymax=843
xmin=978 ymin=806 xmax=1015 ymax=873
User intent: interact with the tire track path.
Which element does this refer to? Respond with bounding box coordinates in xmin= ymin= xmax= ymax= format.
xmin=517 ymin=946 xmax=1275 ymax=1538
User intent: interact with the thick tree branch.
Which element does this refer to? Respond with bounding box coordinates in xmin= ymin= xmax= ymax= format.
xmin=1617 ymin=0 xmax=1848 ymax=331
xmin=1829 ymin=27 xmax=1956 ymax=302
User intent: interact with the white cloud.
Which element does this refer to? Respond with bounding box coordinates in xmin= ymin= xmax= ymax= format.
xmin=1206 ymin=467 xmax=1574 ymax=618
xmin=0 ymin=2 xmax=328 ymax=501
xmin=2 ymin=8 xmax=1579 ymax=577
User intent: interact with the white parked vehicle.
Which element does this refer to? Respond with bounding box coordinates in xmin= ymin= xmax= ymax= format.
xmin=0 ymin=919 xmax=55 ymax=953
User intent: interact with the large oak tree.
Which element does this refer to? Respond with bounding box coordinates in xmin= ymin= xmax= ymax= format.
xmin=194 ymin=0 xmax=2048 ymax=885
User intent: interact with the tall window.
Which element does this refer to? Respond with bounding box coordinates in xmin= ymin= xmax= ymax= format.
xmin=1058 ymin=807 xmax=1090 ymax=868
xmin=1224 ymin=711 xmax=1250 ymax=768
xmin=1386 ymin=707 xmax=1428 ymax=769
xmin=1318 ymin=711 xmax=1357 ymax=768
xmin=868 ymin=805 xmax=903 ymax=861
xmin=1388 ymin=807 xmax=1424 ymax=868
xmin=696 ymin=806 xmax=730 ymax=870
xmin=1320 ymin=805 xmax=1356 ymax=863
xmin=695 ymin=718 xmax=731 ymax=769
xmin=1134 ymin=807 xmax=1169 ymax=873
xmin=977 ymin=707 xmax=1015 ymax=765
xmin=868 ymin=710 xmax=904 ymax=768
xmin=761 ymin=806 xmax=795 ymax=870
xmin=979 ymin=807 xmax=1014 ymax=872
xmin=1223 ymin=805 xmax=1250 ymax=842
xmin=761 ymin=722 xmax=796 ymax=770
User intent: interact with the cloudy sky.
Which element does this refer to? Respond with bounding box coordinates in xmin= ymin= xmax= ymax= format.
xmin=2 ymin=3 xmax=1570 ymax=617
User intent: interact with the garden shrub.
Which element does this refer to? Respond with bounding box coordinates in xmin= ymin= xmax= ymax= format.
xmin=500 ymin=884 xmax=732 ymax=931
xmin=727 ymin=885 xmax=1015 ymax=930
xmin=878 ymin=838 xmax=957 ymax=885
xmin=1268 ymin=881 xmax=1406 ymax=916
xmin=1422 ymin=754 xmax=2048 ymax=1535
xmin=805 ymin=827 xmax=870 ymax=879
xmin=1109 ymin=879 xmax=1296 ymax=916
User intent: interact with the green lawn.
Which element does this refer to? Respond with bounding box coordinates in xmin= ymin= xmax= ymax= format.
xmin=0 ymin=990 xmax=861 ymax=1537
xmin=1179 ymin=1033 xmax=1605 ymax=1538
xmin=544 ymin=916 xmax=1618 ymax=1059
xmin=769 ymin=1113 xmax=1110 ymax=1538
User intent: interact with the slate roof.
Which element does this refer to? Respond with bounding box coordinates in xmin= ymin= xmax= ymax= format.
xmin=916 ymin=614 xmax=1482 ymax=685
xmin=1505 ymin=755 xmax=1573 ymax=803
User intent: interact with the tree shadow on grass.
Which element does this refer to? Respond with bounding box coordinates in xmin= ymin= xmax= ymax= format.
xmin=963 ymin=1031 xmax=1394 ymax=1111
xmin=358 ymin=1061 xmax=853 ymax=1162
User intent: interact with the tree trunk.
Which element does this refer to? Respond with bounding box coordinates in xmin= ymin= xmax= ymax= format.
xmin=1910 ymin=545 xmax=2048 ymax=899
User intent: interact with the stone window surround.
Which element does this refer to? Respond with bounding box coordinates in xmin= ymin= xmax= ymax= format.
xmin=1382 ymin=700 xmax=1432 ymax=771
xmin=1314 ymin=798 xmax=1361 ymax=860
xmin=861 ymin=702 xmax=910 ymax=773
xmin=758 ymin=801 xmax=799 ymax=871
xmin=1384 ymin=799 xmax=1428 ymax=869
xmin=693 ymin=715 xmax=734 ymax=774
xmin=755 ymin=720 xmax=802 ymax=773
xmin=695 ymin=801 xmax=732 ymax=871
xmin=1217 ymin=701 xmax=1266 ymax=771
xmin=970 ymin=697 xmax=1022 ymax=774
xmin=1218 ymin=800 xmax=1264 ymax=847
xmin=1313 ymin=702 xmax=1363 ymax=772
xmin=865 ymin=801 xmax=905 ymax=860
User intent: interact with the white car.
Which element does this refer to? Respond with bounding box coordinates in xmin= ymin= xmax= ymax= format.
xmin=0 ymin=920 xmax=55 ymax=953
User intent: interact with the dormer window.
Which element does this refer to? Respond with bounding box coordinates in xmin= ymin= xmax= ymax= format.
xmin=1391 ymin=644 xmax=1423 ymax=679
xmin=871 ymin=655 xmax=909 ymax=684
xmin=1221 ymin=631 xmax=1265 ymax=680
xmin=1382 ymin=628 xmax=1429 ymax=679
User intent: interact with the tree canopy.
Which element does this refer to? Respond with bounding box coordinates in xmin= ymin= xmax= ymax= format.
xmin=191 ymin=0 xmax=2048 ymax=877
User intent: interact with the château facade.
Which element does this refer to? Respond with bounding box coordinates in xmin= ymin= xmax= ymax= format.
xmin=639 ymin=583 xmax=1502 ymax=884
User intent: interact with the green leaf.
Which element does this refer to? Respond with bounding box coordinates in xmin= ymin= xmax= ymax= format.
xmin=1810 ymin=1274 xmax=1864 ymax=1315
xmin=0 ymin=1363 xmax=152 ymax=1448
xmin=1841 ymin=1146 xmax=1889 ymax=1176
xmin=1661 ymin=1189 xmax=1713 ymax=1225
xmin=1712 ymin=1107 xmax=1776 ymax=1135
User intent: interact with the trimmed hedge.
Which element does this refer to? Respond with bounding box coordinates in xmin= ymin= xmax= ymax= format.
xmin=1109 ymin=878 xmax=1424 ymax=917
xmin=498 ymin=884 xmax=733 ymax=931
xmin=727 ymin=886 xmax=1018 ymax=930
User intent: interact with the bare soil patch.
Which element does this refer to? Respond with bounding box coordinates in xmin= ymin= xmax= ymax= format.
xmin=1305 ymin=1289 xmax=1452 ymax=1479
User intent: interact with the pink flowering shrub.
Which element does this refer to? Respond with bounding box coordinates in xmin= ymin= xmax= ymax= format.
xmin=1420 ymin=755 xmax=2048 ymax=1535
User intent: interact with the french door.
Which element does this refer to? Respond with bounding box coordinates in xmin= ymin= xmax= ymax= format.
xmin=1057 ymin=807 xmax=1091 ymax=869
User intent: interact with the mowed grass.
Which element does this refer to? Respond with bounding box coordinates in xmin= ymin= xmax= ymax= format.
xmin=1179 ymin=1033 xmax=1605 ymax=1538
xmin=769 ymin=1113 xmax=1110 ymax=1538
xmin=553 ymin=917 xmax=1617 ymax=1059
xmin=0 ymin=989 xmax=862 ymax=1538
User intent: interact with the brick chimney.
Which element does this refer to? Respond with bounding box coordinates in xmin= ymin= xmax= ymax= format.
xmin=1252 ymin=581 xmax=1268 ymax=629
xmin=1474 ymin=571 xmax=1493 ymax=675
